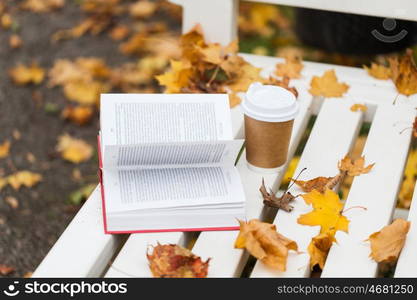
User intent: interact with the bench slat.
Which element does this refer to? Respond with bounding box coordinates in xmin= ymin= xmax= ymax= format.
xmin=250 ymin=100 xmax=363 ymax=277
xmin=33 ymin=187 xmax=124 ymax=277
xmin=190 ymin=93 xmax=313 ymax=277
xmin=395 ymin=180 xmax=417 ymax=277
xmin=322 ymin=105 xmax=415 ymax=277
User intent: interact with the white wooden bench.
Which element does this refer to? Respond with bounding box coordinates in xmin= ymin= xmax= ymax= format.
xmin=33 ymin=0 xmax=417 ymax=278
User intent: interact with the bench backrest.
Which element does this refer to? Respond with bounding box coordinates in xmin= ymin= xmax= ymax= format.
xmin=172 ymin=0 xmax=417 ymax=45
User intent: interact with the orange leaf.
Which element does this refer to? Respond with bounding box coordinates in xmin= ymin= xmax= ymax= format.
xmin=291 ymin=173 xmax=343 ymax=193
xmin=389 ymin=49 xmax=417 ymax=96
xmin=307 ymin=231 xmax=336 ymax=270
xmin=0 ymin=140 xmax=11 ymax=159
xmin=309 ymin=69 xmax=349 ymax=98
xmin=350 ymin=103 xmax=368 ymax=112
xmin=363 ymin=63 xmax=391 ymax=80
xmin=275 ymin=57 xmax=303 ymax=79
xmin=338 ymin=155 xmax=374 ymax=176
xmin=62 ymin=106 xmax=94 ymax=125
xmin=9 ymin=63 xmax=45 ymax=85
xmin=56 ymin=134 xmax=93 ymax=164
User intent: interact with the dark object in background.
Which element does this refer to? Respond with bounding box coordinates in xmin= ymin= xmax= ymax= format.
xmin=294 ymin=8 xmax=417 ymax=55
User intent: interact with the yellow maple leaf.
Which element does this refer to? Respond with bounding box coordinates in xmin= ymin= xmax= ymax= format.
xmin=367 ymin=219 xmax=410 ymax=263
xmin=0 ymin=140 xmax=11 ymax=159
xmin=235 ymin=219 xmax=298 ymax=271
xmin=338 ymin=155 xmax=374 ymax=176
xmin=309 ymin=69 xmax=349 ymax=97
xmin=9 ymin=63 xmax=45 ymax=85
xmin=156 ymin=60 xmax=193 ymax=93
xmin=6 ymin=171 xmax=42 ymax=190
xmin=56 ymin=134 xmax=93 ymax=164
xmin=298 ymin=189 xmax=349 ymax=235
xmin=363 ymin=63 xmax=391 ymax=80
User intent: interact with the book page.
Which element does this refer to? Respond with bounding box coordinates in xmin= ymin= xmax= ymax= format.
xmin=102 ymin=166 xmax=245 ymax=213
xmin=103 ymin=140 xmax=244 ymax=170
xmin=100 ymin=94 xmax=233 ymax=147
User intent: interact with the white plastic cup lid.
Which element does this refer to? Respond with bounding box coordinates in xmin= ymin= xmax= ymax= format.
xmin=241 ymin=82 xmax=299 ymax=122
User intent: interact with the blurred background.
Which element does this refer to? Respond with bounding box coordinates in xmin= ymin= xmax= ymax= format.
xmin=0 ymin=0 xmax=416 ymax=277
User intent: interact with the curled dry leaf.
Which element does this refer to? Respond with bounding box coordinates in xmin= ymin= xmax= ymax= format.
xmin=367 ymin=219 xmax=410 ymax=263
xmin=291 ymin=173 xmax=343 ymax=193
xmin=307 ymin=231 xmax=335 ymax=270
xmin=260 ymin=178 xmax=295 ymax=212
xmin=298 ymin=189 xmax=349 ymax=235
xmin=338 ymin=155 xmax=375 ymax=176
xmin=0 ymin=140 xmax=11 ymax=159
xmin=388 ymin=49 xmax=417 ymax=96
xmin=147 ymin=243 xmax=210 ymax=278
xmin=275 ymin=56 xmax=304 ymax=79
xmin=0 ymin=264 xmax=15 ymax=276
xmin=9 ymin=63 xmax=45 ymax=85
xmin=350 ymin=104 xmax=368 ymax=112
xmin=309 ymin=69 xmax=349 ymax=98
xmin=56 ymin=134 xmax=93 ymax=164
xmin=61 ymin=106 xmax=94 ymax=125
xmin=235 ymin=219 xmax=298 ymax=271
xmin=363 ymin=63 xmax=391 ymax=80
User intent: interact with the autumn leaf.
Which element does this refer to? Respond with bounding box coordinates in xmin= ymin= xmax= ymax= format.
xmin=264 ymin=76 xmax=298 ymax=98
xmin=130 ymin=0 xmax=157 ymax=19
xmin=147 ymin=243 xmax=210 ymax=278
xmin=275 ymin=56 xmax=304 ymax=79
xmin=56 ymin=134 xmax=93 ymax=164
xmin=350 ymin=104 xmax=368 ymax=112
xmin=413 ymin=117 xmax=417 ymax=138
xmin=61 ymin=106 xmax=94 ymax=125
xmin=0 ymin=264 xmax=15 ymax=276
xmin=155 ymin=60 xmax=193 ymax=93
xmin=367 ymin=219 xmax=410 ymax=263
xmin=298 ymin=189 xmax=349 ymax=235
xmin=235 ymin=219 xmax=298 ymax=271
xmin=9 ymin=34 xmax=23 ymax=49
xmin=309 ymin=69 xmax=349 ymax=97
xmin=0 ymin=140 xmax=11 ymax=159
xmin=4 ymin=171 xmax=42 ymax=190
xmin=109 ymin=25 xmax=130 ymax=41
xmin=389 ymin=49 xmax=417 ymax=96
xmin=260 ymin=178 xmax=295 ymax=212
xmin=21 ymin=0 xmax=64 ymax=12
xmin=338 ymin=155 xmax=374 ymax=176
xmin=308 ymin=231 xmax=335 ymax=270
xmin=364 ymin=63 xmax=391 ymax=80
xmin=9 ymin=63 xmax=45 ymax=85
xmin=291 ymin=173 xmax=343 ymax=193
xmin=63 ymin=80 xmax=109 ymax=105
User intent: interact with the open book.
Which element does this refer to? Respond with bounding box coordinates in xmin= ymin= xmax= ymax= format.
xmin=99 ymin=94 xmax=246 ymax=233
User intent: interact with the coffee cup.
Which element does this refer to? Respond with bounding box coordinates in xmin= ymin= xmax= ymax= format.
xmin=241 ymin=82 xmax=299 ymax=173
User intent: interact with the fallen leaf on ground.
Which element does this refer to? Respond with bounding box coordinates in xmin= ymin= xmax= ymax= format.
xmin=364 ymin=63 xmax=391 ymax=80
xmin=9 ymin=34 xmax=23 ymax=49
xmin=63 ymin=80 xmax=109 ymax=105
xmin=275 ymin=56 xmax=303 ymax=79
xmin=0 ymin=264 xmax=15 ymax=275
xmin=0 ymin=140 xmax=11 ymax=159
xmin=260 ymin=178 xmax=295 ymax=212
xmin=308 ymin=231 xmax=335 ymax=270
xmin=147 ymin=243 xmax=210 ymax=278
xmin=235 ymin=219 xmax=298 ymax=271
xmin=109 ymin=25 xmax=130 ymax=40
xmin=1 ymin=13 xmax=12 ymax=29
xmin=20 ymin=0 xmax=65 ymax=12
xmin=309 ymin=69 xmax=349 ymax=98
xmin=61 ymin=106 xmax=94 ymax=125
xmin=350 ymin=103 xmax=368 ymax=112
xmin=298 ymin=189 xmax=349 ymax=235
xmin=130 ymin=0 xmax=157 ymax=18
xmin=338 ymin=155 xmax=375 ymax=176
xmin=389 ymin=49 xmax=417 ymax=96
xmin=367 ymin=219 xmax=410 ymax=263
xmin=9 ymin=63 xmax=45 ymax=85
xmin=5 ymin=196 xmax=19 ymax=209
xmin=56 ymin=134 xmax=93 ymax=164
xmin=291 ymin=174 xmax=343 ymax=193
xmin=6 ymin=171 xmax=42 ymax=190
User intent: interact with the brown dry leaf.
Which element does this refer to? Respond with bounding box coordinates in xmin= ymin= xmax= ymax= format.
xmin=389 ymin=49 xmax=417 ymax=96
xmin=291 ymin=173 xmax=343 ymax=193
xmin=367 ymin=219 xmax=410 ymax=263
xmin=56 ymin=134 xmax=93 ymax=164
xmin=109 ymin=25 xmax=130 ymax=41
xmin=298 ymin=189 xmax=349 ymax=235
xmin=7 ymin=171 xmax=42 ymax=190
xmin=350 ymin=103 xmax=368 ymax=112
xmin=308 ymin=231 xmax=335 ymax=270
xmin=9 ymin=63 xmax=45 ymax=85
xmin=20 ymin=0 xmax=64 ymax=12
xmin=119 ymin=32 xmax=148 ymax=56
xmin=0 ymin=140 xmax=11 ymax=159
xmin=147 ymin=243 xmax=210 ymax=278
xmin=364 ymin=63 xmax=391 ymax=80
xmin=9 ymin=34 xmax=23 ymax=49
xmin=260 ymin=178 xmax=295 ymax=212
xmin=338 ymin=155 xmax=375 ymax=176
xmin=235 ymin=219 xmax=298 ymax=271
xmin=0 ymin=264 xmax=15 ymax=275
xmin=5 ymin=196 xmax=19 ymax=209
xmin=130 ymin=0 xmax=157 ymax=18
xmin=275 ymin=57 xmax=304 ymax=79
xmin=61 ymin=106 xmax=94 ymax=125
xmin=309 ymin=69 xmax=349 ymax=97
